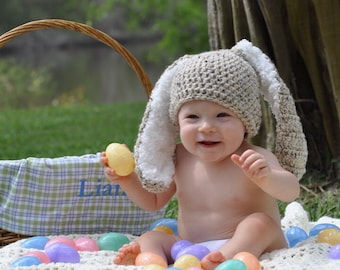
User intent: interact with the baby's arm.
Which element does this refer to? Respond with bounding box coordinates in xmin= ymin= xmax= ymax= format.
xmin=100 ymin=153 xmax=176 ymax=211
xmin=231 ymin=148 xmax=300 ymax=202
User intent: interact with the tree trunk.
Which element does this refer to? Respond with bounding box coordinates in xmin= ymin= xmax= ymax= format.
xmin=207 ymin=0 xmax=340 ymax=183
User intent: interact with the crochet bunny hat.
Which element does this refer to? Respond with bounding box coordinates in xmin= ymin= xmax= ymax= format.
xmin=134 ymin=39 xmax=308 ymax=193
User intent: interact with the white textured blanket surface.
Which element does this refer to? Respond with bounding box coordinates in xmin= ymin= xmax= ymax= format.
xmin=0 ymin=202 xmax=339 ymax=270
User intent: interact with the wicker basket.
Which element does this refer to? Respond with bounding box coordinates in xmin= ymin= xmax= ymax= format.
xmin=0 ymin=19 xmax=153 ymax=246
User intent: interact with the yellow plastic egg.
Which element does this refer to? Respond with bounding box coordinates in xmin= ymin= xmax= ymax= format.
xmin=173 ymin=254 xmax=201 ymax=269
xmin=317 ymin=228 xmax=340 ymax=246
xmin=233 ymin=252 xmax=261 ymax=270
xmin=135 ymin=252 xmax=168 ymax=268
xmin=143 ymin=264 xmax=166 ymax=270
xmin=105 ymin=143 xmax=135 ymax=176
xmin=153 ymin=225 xmax=174 ymax=235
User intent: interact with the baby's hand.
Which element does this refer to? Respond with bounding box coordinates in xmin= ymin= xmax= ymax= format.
xmin=99 ymin=152 xmax=125 ymax=183
xmin=231 ymin=149 xmax=271 ymax=184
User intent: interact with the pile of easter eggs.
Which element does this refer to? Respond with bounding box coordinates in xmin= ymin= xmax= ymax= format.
xmin=284 ymin=223 xmax=340 ymax=259
xmin=10 ymin=232 xmax=130 ymax=267
xmin=136 ymin=240 xmax=261 ymax=270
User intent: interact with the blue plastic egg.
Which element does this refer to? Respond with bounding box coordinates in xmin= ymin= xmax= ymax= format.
xmin=175 ymin=244 xmax=210 ymax=260
xmin=45 ymin=243 xmax=80 ymax=263
xmin=329 ymin=244 xmax=340 ymax=260
xmin=285 ymin=226 xmax=309 ymax=247
xmin=21 ymin=236 xmax=50 ymax=250
xmin=10 ymin=256 xmax=42 ymax=267
xmin=149 ymin=218 xmax=178 ymax=236
xmin=97 ymin=232 xmax=130 ymax=251
xmin=309 ymin=223 xmax=340 ymax=237
xmin=171 ymin=240 xmax=193 ymax=261
xmin=215 ymin=259 xmax=247 ymax=270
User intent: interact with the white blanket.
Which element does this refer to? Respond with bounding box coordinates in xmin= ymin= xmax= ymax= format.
xmin=0 ymin=202 xmax=339 ymax=270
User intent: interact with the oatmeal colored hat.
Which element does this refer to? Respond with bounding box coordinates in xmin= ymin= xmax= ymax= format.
xmin=134 ymin=39 xmax=308 ymax=193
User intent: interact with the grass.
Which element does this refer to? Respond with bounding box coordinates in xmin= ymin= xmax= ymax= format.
xmin=0 ymin=103 xmax=338 ymax=220
xmin=0 ymin=102 xmax=146 ymax=159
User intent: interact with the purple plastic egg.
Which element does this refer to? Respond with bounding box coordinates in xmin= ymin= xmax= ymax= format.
xmin=329 ymin=244 xmax=340 ymax=260
xmin=176 ymin=244 xmax=210 ymax=260
xmin=45 ymin=243 xmax=80 ymax=263
xmin=171 ymin=240 xmax=193 ymax=261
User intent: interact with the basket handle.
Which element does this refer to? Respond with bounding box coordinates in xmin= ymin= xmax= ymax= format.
xmin=0 ymin=19 xmax=153 ymax=97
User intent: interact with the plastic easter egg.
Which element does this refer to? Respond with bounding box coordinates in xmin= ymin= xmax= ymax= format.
xmin=98 ymin=232 xmax=130 ymax=251
xmin=233 ymin=252 xmax=261 ymax=270
xmin=135 ymin=252 xmax=168 ymax=267
xmin=171 ymin=240 xmax=193 ymax=261
xmin=10 ymin=256 xmax=42 ymax=267
xmin=45 ymin=243 xmax=80 ymax=263
xmin=21 ymin=236 xmax=50 ymax=250
xmin=75 ymin=237 xmax=99 ymax=251
xmin=153 ymin=225 xmax=174 ymax=235
xmin=175 ymin=244 xmax=210 ymax=260
xmin=285 ymin=226 xmax=309 ymax=247
xmin=215 ymin=259 xmax=247 ymax=270
xmin=329 ymin=244 xmax=340 ymax=259
xmin=143 ymin=264 xmax=166 ymax=270
xmin=106 ymin=143 xmax=135 ymax=176
xmin=309 ymin=223 xmax=339 ymax=237
xmin=317 ymin=228 xmax=340 ymax=245
xmin=166 ymin=267 xmax=182 ymax=270
xmin=186 ymin=267 xmax=204 ymax=270
xmin=25 ymin=251 xmax=51 ymax=263
xmin=149 ymin=218 xmax=179 ymax=236
xmin=173 ymin=254 xmax=201 ymax=269
xmin=45 ymin=237 xmax=77 ymax=250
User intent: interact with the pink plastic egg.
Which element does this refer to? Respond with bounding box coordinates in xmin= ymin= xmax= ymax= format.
xmin=45 ymin=243 xmax=80 ymax=263
xmin=75 ymin=237 xmax=99 ymax=251
xmin=25 ymin=251 xmax=51 ymax=263
xmin=45 ymin=237 xmax=77 ymax=250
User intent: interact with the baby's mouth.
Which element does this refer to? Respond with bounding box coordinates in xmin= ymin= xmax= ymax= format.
xmin=199 ymin=141 xmax=220 ymax=146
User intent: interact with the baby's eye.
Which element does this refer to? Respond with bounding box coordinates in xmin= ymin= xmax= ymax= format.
xmin=217 ymin=112 xmax=230 ymax=117
xmin=187 ymin=114 xmax=199 ymax=119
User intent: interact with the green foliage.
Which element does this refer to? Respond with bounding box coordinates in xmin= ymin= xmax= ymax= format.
xmin=87 ymin=0 xmax=210 ymax=62
xmin=0 ymin=60 xmax=55 ymax=109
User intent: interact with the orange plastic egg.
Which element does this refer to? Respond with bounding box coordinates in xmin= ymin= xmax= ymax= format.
xmin=317 ymin=228 xmax=340 ymax=246
xmin=233 ymin=252 xmax=261 ymax=270
xmin=153 ymin=225 xmax=174 ymax=235
xmin=135 ymin=252 xmax=168 ymax=268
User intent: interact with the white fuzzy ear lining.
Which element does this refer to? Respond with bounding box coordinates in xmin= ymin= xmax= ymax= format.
xmin=232 ymin=40 xmax=308 ymax=179
xmin=134 ymin=55 xmax=193 ymax=193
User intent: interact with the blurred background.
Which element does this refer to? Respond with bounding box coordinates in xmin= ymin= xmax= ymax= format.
xmin=0 ymin=0 xmax=209 ymax=108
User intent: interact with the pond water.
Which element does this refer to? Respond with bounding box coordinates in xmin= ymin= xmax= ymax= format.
xmin=0 ymin=39 xmax=167 ymax=106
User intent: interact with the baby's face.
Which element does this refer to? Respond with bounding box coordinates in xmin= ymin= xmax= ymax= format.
xmin=177 ymin=100 xmax=246 ymax=161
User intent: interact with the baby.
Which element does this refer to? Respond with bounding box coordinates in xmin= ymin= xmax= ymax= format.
xmin=100 ymin=40 xmax=307 ymax=270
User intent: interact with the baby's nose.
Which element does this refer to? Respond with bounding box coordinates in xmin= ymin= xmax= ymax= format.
xmin=198 ymin=121 xmax=216 ymax=133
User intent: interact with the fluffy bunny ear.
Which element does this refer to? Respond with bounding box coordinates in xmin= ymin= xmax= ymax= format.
xmin=232 ymin=39 xmax=308 ymax=179
xmin=134 ymin=55 xmax=193 ymax=192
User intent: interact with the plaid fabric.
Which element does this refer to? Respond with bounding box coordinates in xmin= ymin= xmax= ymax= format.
xmin=0 ymin=153 xmax=165 ymax=236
